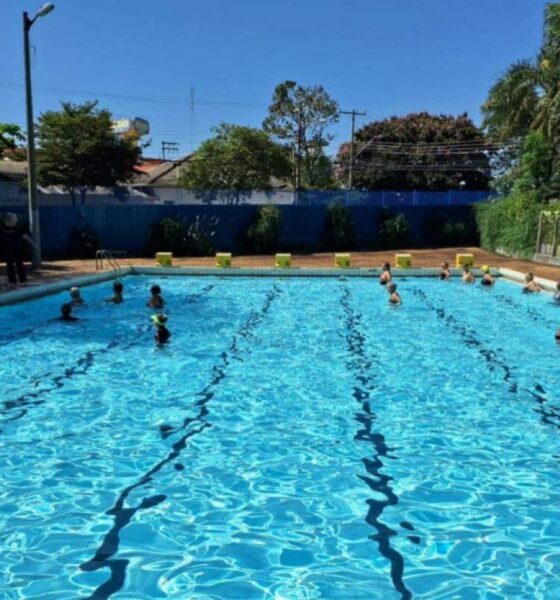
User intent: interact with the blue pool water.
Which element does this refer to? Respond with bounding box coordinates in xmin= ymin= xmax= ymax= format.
xmin=1 ymin=275 xmax=560 ymax=599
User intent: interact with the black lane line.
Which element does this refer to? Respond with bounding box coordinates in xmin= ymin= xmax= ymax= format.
xmin=0 ymin=286 xmax=215 ymax=430
xmin=340 ymin=286 xmax=412 ymax=600
xmin=79 ymin=284 xmax=281 ymax=600
xmin=412 ymin=288 xmax=560 ymax=432
xmin=492 ymin=292 xmax=557 ymax=329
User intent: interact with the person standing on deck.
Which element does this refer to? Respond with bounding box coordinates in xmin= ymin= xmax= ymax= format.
xmin=0 ymin=213 xmax=35 ymax=289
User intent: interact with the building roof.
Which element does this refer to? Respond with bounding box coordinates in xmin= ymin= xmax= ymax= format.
xmin=0 ymin=159 xmax=27 ymax=182
xmin=132 ymin=154 xmax=194 ymax=187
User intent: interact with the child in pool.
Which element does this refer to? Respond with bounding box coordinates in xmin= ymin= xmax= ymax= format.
xmin=379 ymin=263 xmax=392 ymax=285
xmin=147 ymin=284 xmax=165 ymax=309
xmin=522 ymin=273 xmax=542 ymax=294
xmin=480 ymin=266 xmax=494 ymax=287
xmin=439 ymin=262 xmax=451 ymax=280
xmin=107 ymin=281 xmax=124 ymax=304
xmin=387 ymin=282 xmax=402 ymax=305
xmin=60 ymin=303 xmax=79 ymax=321
xmin=69 ymin=286 xmax=84 ymax=306
xmin=152 ymin=314 xmax=171 ymax=344
xmin=462 ymin=264 xmax=475 ymax=283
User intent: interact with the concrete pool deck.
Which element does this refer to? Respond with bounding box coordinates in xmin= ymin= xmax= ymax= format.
xmin=1 ymin=247 xmax=559 ymax=305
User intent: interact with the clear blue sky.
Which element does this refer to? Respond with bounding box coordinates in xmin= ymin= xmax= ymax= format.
xmin=1 ymin=0 xmax=551 ymax=158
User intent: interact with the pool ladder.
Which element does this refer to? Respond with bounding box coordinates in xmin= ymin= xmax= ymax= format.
xmin=95 ymin=249 xmax=122 ymax=272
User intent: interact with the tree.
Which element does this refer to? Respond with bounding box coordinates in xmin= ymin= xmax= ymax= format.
xmin=0 ymin=123 xmax=24 ymax=159
xmin=178 ymin=124 xmax=292 ymax=201
xmin=482 ymin=4 xmax=560 ymax=144
xmin=37 ymin=101 xmax=141 ymax=205
xmin=337 ymin=112 xmax=491 ymax=190
xmin=263 ymin=81 xmax=339 ymax=189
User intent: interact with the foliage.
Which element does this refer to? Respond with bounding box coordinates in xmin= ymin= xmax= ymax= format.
xmin=0 ymin=123 xmax=24 ymax=159
xmin=67 ymin=224 xmax=101 ymax=259
xmin=178 ymin=124 xmax=292 ymax=199
xmin=146 ymin=215 xmax=217 ymax=256
xmin=422 ymin=209 xmax=477 ymax=247
xmin=263 ymin=81 xmax=339 ymax=188
xmin=245 ymin=205 xmax=282 ymax=253
xmin=37 ymin=101 xmax=141 ymax=205
xmin=376 ymin=210 xmax=411 ymax=249
xmin=474 ymin=192 xmax=552 ymax=257
xmin=302 ymin=153 xmax=336 ymax=189
xmin=323 ymin=203 xmax=354 ymax=250
xmin=337 ymin=112 xmax=491 ymax=190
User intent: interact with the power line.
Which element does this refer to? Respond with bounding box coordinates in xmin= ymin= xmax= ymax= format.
xmin=340 ymin=109 xmax=366 ymax=189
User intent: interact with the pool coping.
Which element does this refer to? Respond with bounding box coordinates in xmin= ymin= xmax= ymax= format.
xmin=1 ymin=264 xmax=552 ymax=308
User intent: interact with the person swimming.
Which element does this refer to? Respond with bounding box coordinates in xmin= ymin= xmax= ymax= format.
xmin=69 ymin=286 xmax=84 ymax=306
xmin=522 ymin=272 xmax=542 ymax=294
xmin=480 ymin=265 xmax=494 ymax=287
xmin=387 ymin=282 xmax=402 ymax=305
xmin=462 ymin=264 xmax=475 ymax=283
xmin=147 ymin=284 xmax=165 ymax=309
xmin=107 ymin=281 xmax=124 ymax=304
xmin=439 ymin=261 xmax=451 ymax=281
xmin=152 ymin=314 xmax=171 ymax=344
xmin=553 ymin=281 xmax=560 ymax=304
xmin=379 ymin=262 xmax=392 ymax=285
xmin=60 ymin=303 xmax=79 ymax=321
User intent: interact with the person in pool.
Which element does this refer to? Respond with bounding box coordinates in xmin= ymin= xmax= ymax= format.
xmin=152 ymin=314 xmax=171 ymax=344
xmin=480 ymin=266 xmax=494 ymax=287
xmin=439 ymin=261 xmax=451 ymax=280
xmin=556 ymin=328 xmax=560 ymax=343
xmin=107 ymin=281 xmax=124 ymax=304
xmin=379 ymin=263 xmax=392 ymax=285
xmin=69 ymin=286 xmax=84 ymax=306
xmin=553 ymin=281 xmax=560 ymax=304
xmin=522 ymin=273 xmax=542 ymax=294
xmin=462 ymin=264 xmax=475 ymax=283
xmin=147 ymin=284 xmax=165 ymax=309
xmin=387 ymin=282 xmax=402 ymax=305
xmin=60 ymin=303 xmax=79 ymax=321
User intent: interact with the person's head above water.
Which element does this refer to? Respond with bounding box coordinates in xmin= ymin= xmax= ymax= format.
xmin=388 ymin=282 xmax=397 ymax=293
xmin=463 ymin=264 xmax=471 ymax=272
xmin=151 ymin=284 xmax=162 ymax=296
xmin=70 ymin=286 xmax=81 ymax=299
xmin=151 ymin=314 xmax=168 ymax=327
xmin=525 ymin=273 xmax=534 ymax=283
xmin=113 ymin=281 xmax=124 ymax=294
xmin=382 ymin=262 xmax=391 ymax=271
xmin=61 ymin=303 xmax=73 ymax=319
xmin=481 ymin=265 xmax=490 ymax=274
xmin=441 ymin=262 xmax=449 ymax=269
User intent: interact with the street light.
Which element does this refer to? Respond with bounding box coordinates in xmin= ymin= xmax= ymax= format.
xmin=23 ymin=3 xmax=55 ymax=268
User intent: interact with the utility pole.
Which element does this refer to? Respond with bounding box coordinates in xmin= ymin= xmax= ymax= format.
xmin=161 ymin=141 xmax=179 ymax=160
xmin=189 ymin=87 xmax=195 ymax=152
xmin=340 ymin=109 xmax=366 ymax=189
xmin=295 ymin=107 xmax=303 ymax=191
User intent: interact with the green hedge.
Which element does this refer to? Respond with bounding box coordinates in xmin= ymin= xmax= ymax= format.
xmin=474 ymin=192 xmax=557 ymax=257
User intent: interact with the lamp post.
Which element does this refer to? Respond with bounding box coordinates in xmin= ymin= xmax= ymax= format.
xmin=23 ymin=3 xmax=55 ymax=268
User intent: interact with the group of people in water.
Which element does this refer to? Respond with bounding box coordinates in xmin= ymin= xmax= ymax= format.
xmin=59 ymin=282 xmax=171 ymax=345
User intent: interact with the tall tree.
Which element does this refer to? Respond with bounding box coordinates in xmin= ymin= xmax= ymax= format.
xmin=263 ymin=81 xmax=339 ymax=189
xmin=0 ymin=123 xmax=24 ymax=159
xmin=178 ymin=124 xmax=292 ymax=202
xmin=482 ymin=3 xmax=560 ymax=143
xmin=337 ymin=112 xmax=491 ymax=191
xmin=37 ymin=101 xmax=141 ymax=205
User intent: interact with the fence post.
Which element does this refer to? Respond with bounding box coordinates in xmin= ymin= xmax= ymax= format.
xmin=552 ymin=211 xmax=559 ymax=257
xmin=535 ymin=211 xmax=544 ymax=255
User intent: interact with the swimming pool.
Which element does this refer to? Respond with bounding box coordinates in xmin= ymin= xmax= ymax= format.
xmin=1 ymin=275 xmax=560 ymax=599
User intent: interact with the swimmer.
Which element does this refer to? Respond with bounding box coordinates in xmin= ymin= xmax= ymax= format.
xmin=480 ymin=265 xmax=494 ymax=287
xmin=60 ymin=303 xmax=79 ymax=321
xmin=147 ymin=284 xmax=165 ymax=309
xmin=553 ymin=281 xmax=560 ymax=304
xmin=152 ymin=314 xmax=171 ymax=344
xmin=439 ymin=262 xmax=451 ymax=281
xmin=379 ymin=262 xmax=392 ymax=285
xmin=462 ymin=264 xmax=475 ymax=284
xmin=107 ymin=281 xmax=124 ymax=304
xmin=69 ymin=286 xmax=84 ymax=306
xmin=522 ymin=272 xmax=542 ymax=294
xmin=387 ymin=282 xmax=402 ymax=305
xmin=556 ymin=328 xmax=560 ymax=343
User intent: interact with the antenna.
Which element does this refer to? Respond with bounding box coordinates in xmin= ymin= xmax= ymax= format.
xmin=161 ymin=141 xmax=180 ymax=160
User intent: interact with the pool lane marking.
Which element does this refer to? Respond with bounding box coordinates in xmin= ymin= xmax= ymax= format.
xmin=0 ymin=285 xmax=215 ymax=431
xmin=79 ymin=284 xmax=281 ymax=600
xmin=340 ymin=285 xmax=413 ymax=600
xmin=412 ymin=288 xmax=560 ymax=432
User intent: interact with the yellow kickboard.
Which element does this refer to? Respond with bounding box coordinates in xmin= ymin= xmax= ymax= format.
xmin=275 ymin=253 xmax=291 ymax=268
xmin=456 ymin=253 xmax=474 ymax=268
xmin=335 ymin=253 xmax=351 ymax=268
xmin=156 ymin=252 xmax=173 ymax=267
xmin=216 ymin=253 xmax=232 ymax=267
xmin=395 ymin=253 xmax=412 ymax=268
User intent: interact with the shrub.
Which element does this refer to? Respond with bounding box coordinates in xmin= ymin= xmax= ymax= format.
xmin=474 ymin=191 xmax=551 ymax=257
xmin=245 ymin=205 xmax=281 ymax=253
xmin=146 ymin=215 xmax=217 ymax=256
xmin=376 ymin=209 xmax=411 ymax=249
xmin=323 ymin=203 xmax=354 ymax=250
xmin=67 ymin=224 xmax=101 ymax=258
xmin=422 ymin=209 xmax=477 ymax=246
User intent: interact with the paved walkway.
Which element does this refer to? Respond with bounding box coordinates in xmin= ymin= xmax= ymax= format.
xmin=1 ymin=247 xmax=559 ymax=295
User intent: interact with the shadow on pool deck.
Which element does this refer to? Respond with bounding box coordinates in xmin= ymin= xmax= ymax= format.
xmin=1 ymin=247 xmax=559 ymax=295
